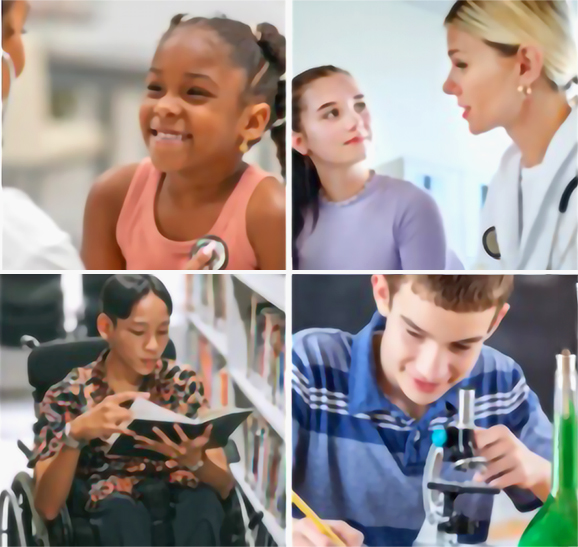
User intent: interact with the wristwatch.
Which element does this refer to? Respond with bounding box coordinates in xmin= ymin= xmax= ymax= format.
xmin=63 ymin=421 xmax=87 ymax=450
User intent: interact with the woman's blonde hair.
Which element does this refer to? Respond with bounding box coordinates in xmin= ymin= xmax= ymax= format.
xmin=445 ymin=0 xmax=578 ymax=91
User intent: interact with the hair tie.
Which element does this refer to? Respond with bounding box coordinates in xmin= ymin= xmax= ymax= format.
xmin=250 ymin=60 xmax=270 ymax=88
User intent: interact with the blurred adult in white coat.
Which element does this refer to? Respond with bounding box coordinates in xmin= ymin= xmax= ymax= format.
xmin=443 ymin=0 xmax=577 ymax=270
xmin=2 ymin=0 xmax=84 ymax=269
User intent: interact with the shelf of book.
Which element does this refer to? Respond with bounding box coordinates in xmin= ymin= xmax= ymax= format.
xmin=234 ymin=274 xmax=285 ymax=311
xmin=185 ymin=273 xmax=286 ymax=545
xmin=230 ymin=462 xmax=285 ymax=546
xmin=229 ymin=367 xmax=285 ymax=440
xmin=188 ymin=311 xmax=228 ymax=358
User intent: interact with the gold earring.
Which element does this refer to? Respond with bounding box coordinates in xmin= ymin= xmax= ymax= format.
xmin=240 ymin=139 xmax=248 ymax=154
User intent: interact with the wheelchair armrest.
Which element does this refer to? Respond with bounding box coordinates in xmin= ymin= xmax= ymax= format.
xmin=17 ymin=440 xmax=33 ymax=460
xmin=224 ymin=440 xmax=240 ymax=464
xmin=21 ymin=335 xmax=40 ymax=349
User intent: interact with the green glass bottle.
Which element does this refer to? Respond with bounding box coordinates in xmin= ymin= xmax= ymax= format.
xmin=519 ymin=350 xmax=577 ymax=547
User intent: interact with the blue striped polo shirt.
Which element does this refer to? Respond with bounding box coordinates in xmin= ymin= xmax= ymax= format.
xmin=292 ymin=312 xmax=553 ymax=547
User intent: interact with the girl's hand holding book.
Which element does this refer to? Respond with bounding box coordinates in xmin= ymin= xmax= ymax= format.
xmin=132 ymin=423 xmax=214 ymax=469
xmin=70 ymin=392 xmax=150 ymax=442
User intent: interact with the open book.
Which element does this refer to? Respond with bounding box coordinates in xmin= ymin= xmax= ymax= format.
xmin=104 ymin=398 xmax=252 ymax=460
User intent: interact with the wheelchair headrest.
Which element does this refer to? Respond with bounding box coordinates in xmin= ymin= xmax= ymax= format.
xmin=28 ymin=337 xmax=177 ymax=404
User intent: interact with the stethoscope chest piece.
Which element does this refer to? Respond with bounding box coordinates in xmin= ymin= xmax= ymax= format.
xmin=482 ymin=226 xmax=501 ymax=260
xmin=190 ymin=235 xmax=229 ymax=270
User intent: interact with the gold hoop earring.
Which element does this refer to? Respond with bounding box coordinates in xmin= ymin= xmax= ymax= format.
xmin=240 ymin=140 xmax=248 ymax=154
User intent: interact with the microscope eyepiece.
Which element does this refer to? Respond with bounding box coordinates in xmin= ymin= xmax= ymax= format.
xmin=457 ymin=389 xmax=476 ymax=429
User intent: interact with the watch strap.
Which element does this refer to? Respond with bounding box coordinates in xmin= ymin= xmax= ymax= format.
xmin=63 ymin=421 xmax=86 ymax=450
xmin=188 ymin=457 xmax=205 ymax=472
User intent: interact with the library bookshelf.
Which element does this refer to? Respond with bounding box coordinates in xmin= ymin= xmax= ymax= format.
xmin=185 ymin=274 xmax=286 ymax=546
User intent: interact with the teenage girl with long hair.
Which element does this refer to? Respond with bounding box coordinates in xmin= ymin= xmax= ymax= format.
xmin=292 ymin=66 xmax=448 ymax=270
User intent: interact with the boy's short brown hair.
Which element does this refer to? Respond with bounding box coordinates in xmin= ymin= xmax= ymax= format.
xmin=385 ymin=275 xmax=514 ymax=312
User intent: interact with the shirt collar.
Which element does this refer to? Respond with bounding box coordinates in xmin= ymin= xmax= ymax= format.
xmin=348 ymin=311 xmax=394 ymax=416
xmin=347 ymin=311 xmax=473 ymax=421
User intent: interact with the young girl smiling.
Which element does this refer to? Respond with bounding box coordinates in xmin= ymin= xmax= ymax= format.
xmin=82 ymin=15 xmax=286 ymax=270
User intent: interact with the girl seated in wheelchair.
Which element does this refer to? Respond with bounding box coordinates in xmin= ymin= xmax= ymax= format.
xmin=29 ymin=274 xmax=232 ymax=546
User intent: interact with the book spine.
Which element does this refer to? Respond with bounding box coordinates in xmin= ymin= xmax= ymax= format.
xmin=213 ymin=275 xmax=227 ymax=330
xmin=185 ymin=274 xmax=194 ymax=311
xmin=250 ymin=421 xmax=262 ymax=487
xmin=256 ymin=423 xmax=269 ymax=500
xmin=262 ymin=313 xmax=274 ymax=397
xmin=275 ymin=450 xmax=286 ymax=526
xmin=199 ymin=336 xmax=213 ymax=403
xmin=277 ymin=342 xmax=285 ymax=410
xmin=243 ymin=415 xmax=253 ymax=481
xmin=248 ymin=293 xmax=260 ymax=378
xmin=219 ymin=369 xmax=229 ymax=406
xmin=266 ymin=436 xmax=280 ymax=512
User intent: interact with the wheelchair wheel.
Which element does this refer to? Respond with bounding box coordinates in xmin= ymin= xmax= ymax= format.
xmin=0 ymin=488 xmax=26 ymax=547
xmin=232 ymin=486 xmax=262 ymax=547
xmin=11 ymin=473 xmax=50 ymax=547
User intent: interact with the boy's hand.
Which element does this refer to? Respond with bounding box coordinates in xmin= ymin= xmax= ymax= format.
xmin=293 ymin=517 xmax=364 ymax=547
xmin=473 ymin=425 xmax=551 ymax=501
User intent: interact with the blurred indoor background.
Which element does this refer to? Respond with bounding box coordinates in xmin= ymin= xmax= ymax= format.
xmin=3 ymin=1 xmax=285 ymax=251
xmin=293 ymin=0 xmax=578 ymax=268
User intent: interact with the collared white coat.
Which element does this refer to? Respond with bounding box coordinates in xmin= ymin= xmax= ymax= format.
xmin=476 ymin=103 xmax=577 ymax=270
xmin=2 ymin=188 xmax=84 ymax=270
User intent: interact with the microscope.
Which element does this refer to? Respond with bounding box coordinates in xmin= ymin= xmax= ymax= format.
xmin=423 ymin=389 xmax=500 ymax=546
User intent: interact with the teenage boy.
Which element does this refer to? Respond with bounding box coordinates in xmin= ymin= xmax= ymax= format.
xmin=292 ymin=275 xmax=552 ymax=547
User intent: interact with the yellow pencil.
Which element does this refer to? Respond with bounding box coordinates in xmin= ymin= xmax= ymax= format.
xmin=292 ymin=492 xmax=347 ymax=547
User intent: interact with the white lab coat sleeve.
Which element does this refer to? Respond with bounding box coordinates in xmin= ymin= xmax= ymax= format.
xmin=2 ymin=188 xmax=85 ymax=271
xmin=20 ymin=241 xmax=85 ymax=270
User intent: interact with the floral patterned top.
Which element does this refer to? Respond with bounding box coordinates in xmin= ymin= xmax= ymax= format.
xmin=29 ymin=350 xmax=208 ymax=511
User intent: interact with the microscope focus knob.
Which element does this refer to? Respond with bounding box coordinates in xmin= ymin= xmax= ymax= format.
xmin=432 ymin=429 xmax=447 ymax=448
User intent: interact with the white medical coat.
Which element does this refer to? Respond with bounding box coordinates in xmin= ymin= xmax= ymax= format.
xmin=476 ymin=104 xmax=577 ymax=270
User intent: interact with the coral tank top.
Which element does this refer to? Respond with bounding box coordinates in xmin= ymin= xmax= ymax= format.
xmin=116 ymin=158 xmax=270 ymax=270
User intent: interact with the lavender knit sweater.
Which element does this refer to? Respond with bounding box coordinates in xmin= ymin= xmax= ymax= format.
xmin=295 ymin=174 xmax=449 ymax=270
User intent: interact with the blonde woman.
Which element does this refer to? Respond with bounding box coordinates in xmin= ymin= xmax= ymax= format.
xmin=443 ymin=0 xmax=577 ymax=270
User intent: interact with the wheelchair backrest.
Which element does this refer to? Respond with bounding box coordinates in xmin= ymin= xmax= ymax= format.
xmin=28 ymin=337 xmax=177 ymax=404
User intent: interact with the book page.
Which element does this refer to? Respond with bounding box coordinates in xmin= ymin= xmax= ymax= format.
xmin=128 ymin=398 xmax=249 ymax=425
xmin=129 ymin=398 xmax=197 ymax=424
